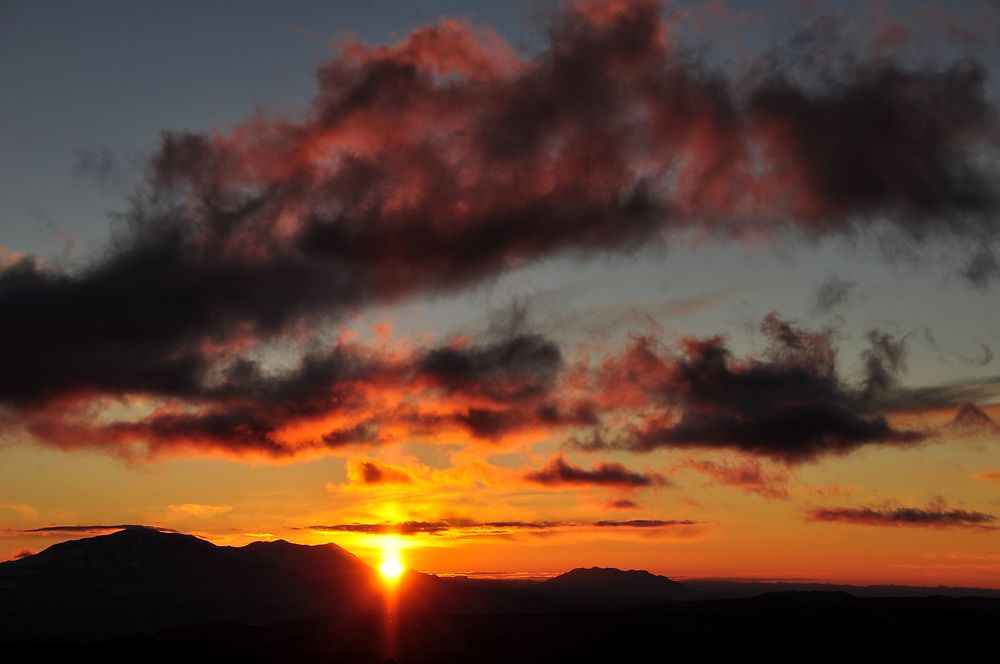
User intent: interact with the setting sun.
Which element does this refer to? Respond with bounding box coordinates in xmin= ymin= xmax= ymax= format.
xmin=379 ymin=545 xmax=404 ymax=582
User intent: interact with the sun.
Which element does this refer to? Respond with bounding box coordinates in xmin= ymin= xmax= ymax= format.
xmin=379 ymin=544 xmax=405 ymax=582
xmin=380 ymin=556 xmax=404 ymax=581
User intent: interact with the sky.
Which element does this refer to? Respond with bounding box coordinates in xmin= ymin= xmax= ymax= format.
xmin=1 ymin=0 xmax=999 ymax=587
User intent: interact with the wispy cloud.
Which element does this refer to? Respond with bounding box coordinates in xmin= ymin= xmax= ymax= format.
xmin=308 ymin=517 xmax=700 ymax=538
xmin=807 ymin=498 xmax=995 ymax=530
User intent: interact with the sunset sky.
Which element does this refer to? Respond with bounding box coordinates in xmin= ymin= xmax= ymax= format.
xmin=1 ymin=0 xmax=998 ymax=587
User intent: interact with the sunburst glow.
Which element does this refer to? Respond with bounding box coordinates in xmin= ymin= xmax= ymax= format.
xmin=379 ymin=543 xmax=405 ymax=582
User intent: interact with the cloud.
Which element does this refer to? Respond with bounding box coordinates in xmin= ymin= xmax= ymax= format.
xmin=418 ymin=334 xmax=562 ymax=403
xmin=947 ymin=402 xmax=1000 ymax=435
xmin=12 ymin=332 xmax=579 ymax=460
xmin=308 ymin=516 xmax=699 ymax=537
xmin=13 ymin=549 xmax=33 ymax=560
xmin=681 ymin=458 xmax=790 ymax=499
xmin=812 ymin=276 xmax=857 ymax=314
xmin=1 ymin=0 xmax=998 ymax=464
xmin=958 ymin=345 xmax=994 ymax=367
xmin=591 ymin=519 xmax=698 ymax=528
xmin=807 ymin=498 xmax=995 ymax=530
xmin=311 ymin=521 xmax=453 ymax=535
xmin=575 ymin=313 xmax=925 ymax=463
xmin=879 ymin=377 xmax=1000 ymax=412
xmin=962 ymin=248 xmax=1000 ymax=289
xmin=923 ymin=328 xmax=994 ymax=367
xmin=607 ymin=499 xmax=640 ymax=510
xmin=5 ymin=300 xmax=957 ymax=468
xmin=524 ymin=456 xmax=666 ymax=488
xmin=167 ymin=503 xmax=233 ymax=517
xmin=973 ymin=470 xmax=1000 ymax=482
xmin=350 ymin=459 xmax=413 ymax=484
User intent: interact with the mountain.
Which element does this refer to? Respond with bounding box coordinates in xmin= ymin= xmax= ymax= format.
xmin=542 ymin=566 xmax=702 ymax=600
xmin=4 ymin=528 xmax=999 ymax=658
xmin=0 ymin=527 xmax=381 ymax=639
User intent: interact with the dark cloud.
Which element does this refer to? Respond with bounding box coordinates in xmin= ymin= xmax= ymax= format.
xmin=524 ymin=456 xmax=666 ymax=488
xmin=578 ymin=313 xmax=925 ymax=463
xmin=308 ymin=517 xmax=698 ymax=537
xmin=309 ymin=521 xmax=562 ymax=537
xmin=2 ymin=0 xmax=998 ymax=461
xmin=812 ymin=276 xmax=857 ymax=314
xmin=860 ymin=329 xmax=909 ymax=400
xmin=607 ymin=499 xmax=640 ymax=510
xmin=962 ymin=248 xmax=1000 ymax=288
xmin=310 ymin=521 xmax=452 ymax=535
xmin=354 ymin=460 xmax=413 ymax=484
xmin=592 ymin=519 xmax=697 ymax=528
xmin=11 ymin=332 xmax=572 ymax=459
xmin=419 ymin=334 xmax=562 ymax=403
xmin=6 ymin=302 xmax=966 ymax=467
xmin=808 ymin=498 xmax=995 ymax=530
xmin=745 ymin=55 xmax=995 ymax=228
xmin=13 ymin=549 xmax=34 ymax=559
xmin=948 ymin=402 xmax=1000 ymax=435
xmin=874 ymin=375 xmax=1000 ymax=412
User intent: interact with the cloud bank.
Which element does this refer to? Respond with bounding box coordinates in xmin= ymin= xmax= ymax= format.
xmin=1 ymin=0 xmax=996 ymax=464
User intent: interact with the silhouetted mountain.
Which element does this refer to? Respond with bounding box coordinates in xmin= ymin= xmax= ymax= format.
xmin=0 ymin=527 xmax=381 ymax=639
xmin=3 ymin=528 xmax=999 ymax=660
xmin=543 ymin=566 xmax=702 ymax=600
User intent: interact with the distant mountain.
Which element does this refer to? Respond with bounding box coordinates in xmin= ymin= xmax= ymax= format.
xmin=543 ymin=566 xmax=702 ymax=600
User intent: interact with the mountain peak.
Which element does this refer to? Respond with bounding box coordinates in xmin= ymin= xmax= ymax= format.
xmin=545 ymin=566 xmax=698 ymax=599
xmin=8 ymin=526 xmax=217 ymax=572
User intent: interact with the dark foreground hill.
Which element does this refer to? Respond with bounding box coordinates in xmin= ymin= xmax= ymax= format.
xmin=4 ymin=592 xmax=998 ymax=662
xmin=2 ymin=528 xmax=998 ymax=662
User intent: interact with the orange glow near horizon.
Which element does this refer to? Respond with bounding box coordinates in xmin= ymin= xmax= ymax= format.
xmin=1 ymin=424 xmax=998 ymax=590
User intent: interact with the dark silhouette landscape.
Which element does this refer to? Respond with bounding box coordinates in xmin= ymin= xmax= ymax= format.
xmin=1 ymin=528 xmax=997 ymax=662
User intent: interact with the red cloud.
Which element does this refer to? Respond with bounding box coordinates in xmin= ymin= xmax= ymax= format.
xmin=2 ymin=1 xmax=994 ymax=466
xmin=524 ymin=456 xmax=666 ymax=488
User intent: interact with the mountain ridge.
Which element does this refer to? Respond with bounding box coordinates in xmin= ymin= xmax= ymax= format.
xmin=543 ymin=565 xmax=703 ymax=600
xmin=3 ymin=527 xmax=999 ymax=645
